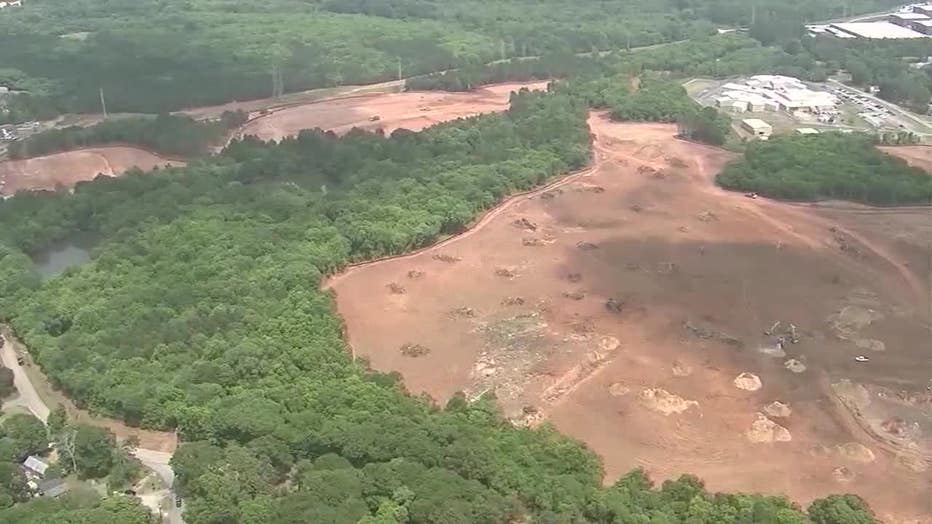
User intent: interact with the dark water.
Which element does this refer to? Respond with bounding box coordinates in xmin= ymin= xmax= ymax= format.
xmin=33 ymin=244 xmax=91 ymax=279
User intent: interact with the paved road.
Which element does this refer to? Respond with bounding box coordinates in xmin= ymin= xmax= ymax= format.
xmin=1 ymin=333 xmax=183 ymax=524
xmin=827 ymin=79 xmax=932 ymax=135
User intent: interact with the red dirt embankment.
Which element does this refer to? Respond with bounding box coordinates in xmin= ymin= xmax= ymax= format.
xmin=327 ymin=115 xmax=932 ymax=523
xmin=0 ymin=146 xmax=183 ymax=196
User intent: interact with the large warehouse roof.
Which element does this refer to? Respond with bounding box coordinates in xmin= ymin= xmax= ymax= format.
xmin=830 ymin=22 xmax=928 ymax=39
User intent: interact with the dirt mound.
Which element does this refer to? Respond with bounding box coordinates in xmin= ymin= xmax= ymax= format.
xmin=608 ymin=382 xmax=631 ymax=397
xmin=747 ymin=413 xmax=792 ymax=443
xmin=599 ymin=336 xmax=620 ymax=352
xmin=764 ymin=401 xmax=792 ymax=418
xmin=734 ymin=372 xmax=762 ymax=391
xmin=896 ymin=453 xmax=929 ymax=473
xmin=836 ymin=442 xmax=876 ymax=463
xmin=784 ymin=359 xmax=807 ymax=373
xmin=638 ymin=388 xmax=698 ymax=415
xmin=832 ymin=466 xmax=856 ymax=483
xmin=672 ymin=361 xmax=693 ymax=377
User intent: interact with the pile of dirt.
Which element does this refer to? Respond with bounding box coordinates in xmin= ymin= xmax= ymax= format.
xmin=827 ymin=304 xmax=886 ymax=351
xmin=746 ymin=413 xmax=792 ymax=443
xmin=576 ymin=241 xmax=599 ymax=251
xmin=764 ymin=401 xmax=792 ymax=418
xmin=784 ymin=359 xmax=807 ymax=373
xmin=734 ymin=372 xmax=763 ymax=392
xmin=608 ymin=382 xmax=631 ymax=397
xmin=563 ymin=291 xmax=585 ymax=301
xmin=836 ymin=442 xmax=876 ymax=463
xmin=671 ymin=361 xmax=693 ymax=377
xmin=638 ymin=388 xmax=699 ymax=415
xmin=599 ymin=336 xmax=620 ymax=352
xmin=696 ymin=210 xmax=718 ymax=223
xmin=832 ymin=466 xmax=856 ymax=483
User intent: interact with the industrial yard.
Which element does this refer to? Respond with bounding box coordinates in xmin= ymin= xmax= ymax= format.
xmin=691 ymin=74 xmax=932 ymax=139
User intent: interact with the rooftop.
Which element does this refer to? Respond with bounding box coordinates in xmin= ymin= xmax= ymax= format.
xmin=830 ymin=22 xmax=928 ymax=39
xmin=23 ymin=456 xmax=49 ymax=476
xmin=742 ymin=118 xmax=772 ymax=131
xmin=890 ymin=13 xmax=930 ymax=20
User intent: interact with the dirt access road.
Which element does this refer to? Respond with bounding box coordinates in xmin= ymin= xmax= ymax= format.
xmin=327 ymin=115 xmax=932 ymax=523
xmin=0 ymin=146 xmax=183 ymax=197
xmin=1 ymin=329 xmax=182 ymax=523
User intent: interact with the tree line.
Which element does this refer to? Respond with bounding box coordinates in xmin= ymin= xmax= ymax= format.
xmin=7 ymin=112 xmax=247 ymax=160
xmin=0 ymin=88 xmax=878 ymax=522
xmin=718 ymin=132 xmax=932 ymax=204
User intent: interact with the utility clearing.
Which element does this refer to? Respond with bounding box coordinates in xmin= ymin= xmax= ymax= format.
xmin=235 ymin=81 xmax=550 ymax=142
xmin=327 ymin=115 xmax=932 ymax=523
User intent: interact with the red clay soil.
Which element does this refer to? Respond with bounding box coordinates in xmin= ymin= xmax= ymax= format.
xmin=236 ymin=81 xmax=550 ymax=142
xmin=880 ymin=144 xmax=932 ymax=173
xmin=0 ymin=146 xmax=183 ymax=196
xmin=327 ymin=115 xmax=932 ymax=523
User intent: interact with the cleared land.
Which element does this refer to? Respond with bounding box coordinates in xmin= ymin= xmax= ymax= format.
xmin=235 ymin=81 xmax=550 ymax=142
xmin=881 ymin=145 xmax=932 ymax=174
xmin=328 ymin=115 xmax=932 ymax=523
xmin=0 ymin=146 xmax=183 ymax=196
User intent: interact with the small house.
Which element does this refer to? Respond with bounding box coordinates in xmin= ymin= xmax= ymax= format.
xmin=22 ymin=456 xmax=49 ymax=478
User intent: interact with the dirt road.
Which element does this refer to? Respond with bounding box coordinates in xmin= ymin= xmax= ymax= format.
xmin=1 ymin=329 xmax=183 ymax=523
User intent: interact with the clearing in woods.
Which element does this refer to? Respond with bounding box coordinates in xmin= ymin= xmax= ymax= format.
xmin=0 ymin=146 xmax=183 ymax=196
xmin=326 ymin=114 xmax=932 ymax=523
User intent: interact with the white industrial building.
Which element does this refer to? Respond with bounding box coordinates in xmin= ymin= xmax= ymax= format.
xmin=795 ymin=128 xmax=820 ymax=135
xmin=828 ymin=21 xmax=928 ymax=39
xmin=713 ymin=75 xmax=838 ymax=115
xmin=741 ymin=119 xmax=773 ymax=140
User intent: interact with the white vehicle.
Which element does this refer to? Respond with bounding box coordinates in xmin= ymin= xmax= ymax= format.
xmin=854 ymin=355 xmax=870 ymax=363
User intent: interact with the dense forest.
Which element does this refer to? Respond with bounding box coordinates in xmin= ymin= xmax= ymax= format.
xmin=7 ymin=112 xmax=247 ymax=159
xmin=0 ymin=0 xmax=905 ymax=122
xmin=718 ymin=132 xmax=932 ymax=203
xmin=0 ymin=88 xmax=879 ymax=522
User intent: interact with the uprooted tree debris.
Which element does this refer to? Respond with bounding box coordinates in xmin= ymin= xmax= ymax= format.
xmin=432 ymin=253 xmax=461 ymax=263
xmin=605 ymin=298 xmax=625 ymax=313
xmin=684 ymin=320 xmax=743 ymax=348
xmin=407 ymin=270 xmax=425 ymax=279
xmin=501 ymin=297 xmax=526 ymax=306
xmin=512 ymin=217 xmax=538 ymax=231
xmin=387 ymin=282 xmax=406 ymax=294
xmin=400 ymin=343 xmax=431 ymax=357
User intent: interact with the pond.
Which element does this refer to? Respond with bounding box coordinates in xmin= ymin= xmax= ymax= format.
xmin=32 ymin=243 xmax=91 ymax=279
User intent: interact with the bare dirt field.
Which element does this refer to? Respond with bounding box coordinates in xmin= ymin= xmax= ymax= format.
xmin=880 ymin=145 xmax=932 ymax=173
xmin=235 ymin=81 xmax=550 ymax=142
xmin=0 ymin=146 xmax=183 ymax=196
xmin=328 ymin=114 xmax=932 ymax=523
